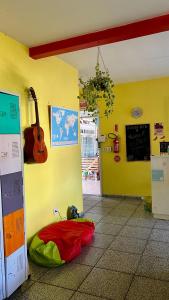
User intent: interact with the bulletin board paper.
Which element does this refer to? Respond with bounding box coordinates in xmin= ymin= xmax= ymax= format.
xmin=0 ymin=92 xmax=20 ymax=134
xmin=0 ymin=135 xmax=22 ymax=175
xmin=152 ymin=169 xmax=164 ymax=182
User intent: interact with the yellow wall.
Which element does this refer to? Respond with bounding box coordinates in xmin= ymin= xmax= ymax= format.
xmin=0 ymin=33 xmax=82 ymax=239
xmin=100 ymin=77 xmax=169 ymax=197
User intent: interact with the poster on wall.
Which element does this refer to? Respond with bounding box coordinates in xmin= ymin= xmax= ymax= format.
xmin=51 ymin=106 xmax=78 ymax=146
xmin=0 ymin=92 xmax=20 ymax=134
xmin=153 ymin=122 xmax=165 ymax=140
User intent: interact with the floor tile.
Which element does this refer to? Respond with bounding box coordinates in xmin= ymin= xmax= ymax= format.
xmin=120 ymin=225 xmax=151 ymax=239
xmin=83 ymin=200 xmax=96 ymax=208
xmin=109 ymin=236 xmax=147 ymax=254
xmin=9 ymin=280 xmax=35 ymax=300
xmin=83 ymin=205 xmax=92 ymax=213
xmin=73 ymin=246 xmax=105 ymax=266
xmin=100 ymin=215 xmax=128 ymax=225
xmin=133 ymin=210 xmax=153 ymax=219
xmin=85 ymin=195 xmax=101 ymax=200
xmin=87 ymin=206 xmax=112 ymax=215
xmin=71 ymin=291 xmax=105 ymax=300
xmin=18 ymin=279 xmax=35 ymax=293
xmin=96 ymin=199 xmax=121 ymax=208
xmin=79 ymin=267 xmax=132 ymax=300
xmin=95 ymin=223 xmax=122 ymax=235
xmin=84 ymin=213 xmax=103 ymax=223
xmin=91 ymin=233 xmax=114 ymax=248
xmin=85 ymin=197 xmax=101 ymax=204
xmin=96 ymin=250 xmax=140 ymax=274
xmin=127 ymin=217 xmax=155 ymax=228
xmin=9 ymin=292 xmax=24 ymax=300
xmin=150 ymin=229 xmax=169 ymax=242
xmin=154 ymin=220 xmax=169 ymax=230
xmin=28 ymin=259 xmax=50 ymax=280
xmin=39 ymin=263 xmax=92 ymax=290
xmin=108 ymin=209 xmax=133 ymax=218
xmin=136 ymin=255 xmax=169 ymax=281
xmin=120 ymin=199 xmax=142 ymax=206
xmin=22 ymin=282 xmax=73 ymax=300
xmin=116 ymin=204 xmax=137 ymax=211
xmin=126 ymin=276 xmax=169 ymax=300
xmin=143 ymin=241 xmax=169 ymax=258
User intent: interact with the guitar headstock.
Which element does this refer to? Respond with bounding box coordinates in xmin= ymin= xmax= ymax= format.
xmin=29 ymin=87 xmax=37 ymax=102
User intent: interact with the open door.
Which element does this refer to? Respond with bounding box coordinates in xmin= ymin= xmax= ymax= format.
xmin=80 ymin=115 xmax=101 ymax=195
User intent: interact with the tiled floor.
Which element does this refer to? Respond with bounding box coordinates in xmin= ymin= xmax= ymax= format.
xmin=9 ymin=195 xmax=169 ymax=299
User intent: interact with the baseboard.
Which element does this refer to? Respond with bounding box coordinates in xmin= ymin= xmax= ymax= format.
xmin=153 ymin=213 xmax=169 ymax=220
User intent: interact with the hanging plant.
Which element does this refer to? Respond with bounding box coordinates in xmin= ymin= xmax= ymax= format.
xmin=78 ymin=52 xmax=115 ymax=118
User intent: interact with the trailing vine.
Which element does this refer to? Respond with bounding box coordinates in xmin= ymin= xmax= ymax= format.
xmin=78 ymin=62 xmax=115 ymax=118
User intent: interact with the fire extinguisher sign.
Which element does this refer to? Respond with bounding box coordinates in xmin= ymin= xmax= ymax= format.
xmin=114 ymin=155 xmax=121 ymax=162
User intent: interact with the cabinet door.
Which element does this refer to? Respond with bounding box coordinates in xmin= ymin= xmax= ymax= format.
xmin=0 ymin=180 xmax=6 ymax=300
xmin=5 ymin=246 xmax=27 ymax=297
xmin=152 ymin=157 xmax=169 ymax=215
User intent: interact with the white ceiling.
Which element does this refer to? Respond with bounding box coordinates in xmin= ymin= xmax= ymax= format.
xmin=1 ymin=0 xmax=169 ymax=83
xmin=59 ymin=31 xmax=169 ymax=83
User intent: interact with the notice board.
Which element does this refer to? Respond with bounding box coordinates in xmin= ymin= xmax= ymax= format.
xmin=126 ymin=124 xmax=150 ymax=161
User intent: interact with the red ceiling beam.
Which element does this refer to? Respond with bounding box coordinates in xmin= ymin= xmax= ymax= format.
xmin=29 ymin=13 xmax=169 ymax=59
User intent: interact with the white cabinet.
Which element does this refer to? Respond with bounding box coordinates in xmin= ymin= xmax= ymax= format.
xmin=151 ymin=156 xmax=169 ymax=220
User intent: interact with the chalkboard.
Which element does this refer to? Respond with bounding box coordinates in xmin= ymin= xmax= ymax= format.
xmin=126 ymin=124 xmax=150 ymax=161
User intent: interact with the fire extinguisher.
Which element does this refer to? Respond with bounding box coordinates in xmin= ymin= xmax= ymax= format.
xmin=108 ymin=124 xmax=120 ymax=153
xmin=113 ymin=136 xmax=120 ymax=153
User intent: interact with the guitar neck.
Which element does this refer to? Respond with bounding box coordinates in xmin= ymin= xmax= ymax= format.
xmin=34 ymin=100 xmax=40 ymax=127
xmin=29 ymin=87 xmax=40 ymax=128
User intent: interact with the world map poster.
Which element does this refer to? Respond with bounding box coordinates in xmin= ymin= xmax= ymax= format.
xmin=51 ymin=106 xmax=78 ymax=146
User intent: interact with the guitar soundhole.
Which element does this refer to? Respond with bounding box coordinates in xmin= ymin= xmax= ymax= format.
xmin=38 ymin=150 xmax=45 ymax=154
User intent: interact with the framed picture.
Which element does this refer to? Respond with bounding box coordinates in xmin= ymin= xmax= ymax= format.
xmin=50 ymin=106 xmax=78 ymax=146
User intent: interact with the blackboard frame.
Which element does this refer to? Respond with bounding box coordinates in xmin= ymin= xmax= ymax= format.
xmin=125 ymin=124 xmax=150 ymax=162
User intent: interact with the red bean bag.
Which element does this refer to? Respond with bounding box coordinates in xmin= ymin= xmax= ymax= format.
xmin=38 ymin=219 xmax=95 ymax=262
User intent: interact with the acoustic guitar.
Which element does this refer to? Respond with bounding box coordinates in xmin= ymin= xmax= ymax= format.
xmin=24 ymin=87 xmax=48 ymax=163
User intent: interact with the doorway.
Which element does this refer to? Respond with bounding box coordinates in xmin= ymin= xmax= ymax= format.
xmin=80 ymin=115 xmax=101 ymax=195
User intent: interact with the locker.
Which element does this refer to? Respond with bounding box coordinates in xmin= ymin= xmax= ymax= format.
xmin=0 ymin=91 xmax=27 ymax=299
xmin=5 ymin=246 xmax=27 ymax=297
xmin=0 ymin=135 xmax=22 ymax=175
xmin=3 ymin=208 xmax=25 ymax=257
xmin=1 ymin=172 xmax=23 ymax=216
xmin=0 ymin=181 xmax=5 ymax=299
xmin=0 ymin=93 xmax=20 ymax=134
xmin=0 ymin=261 xmax=3 ymax=299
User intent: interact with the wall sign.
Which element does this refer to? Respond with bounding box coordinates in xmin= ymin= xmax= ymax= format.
xmin=160 ymin=142 xmax=169 ymax=154
xmin=153 ymin=122 xmax=165 ymax=141
xmin=0 ymin=92 xmax=20 ymax=134
xmin=114 ymin=155 xmax=121 ymax=162
xmin=126 ymin=124 xmax=150 ymax=161
xmin=51 ymin=106 xmax=78 ymax=146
